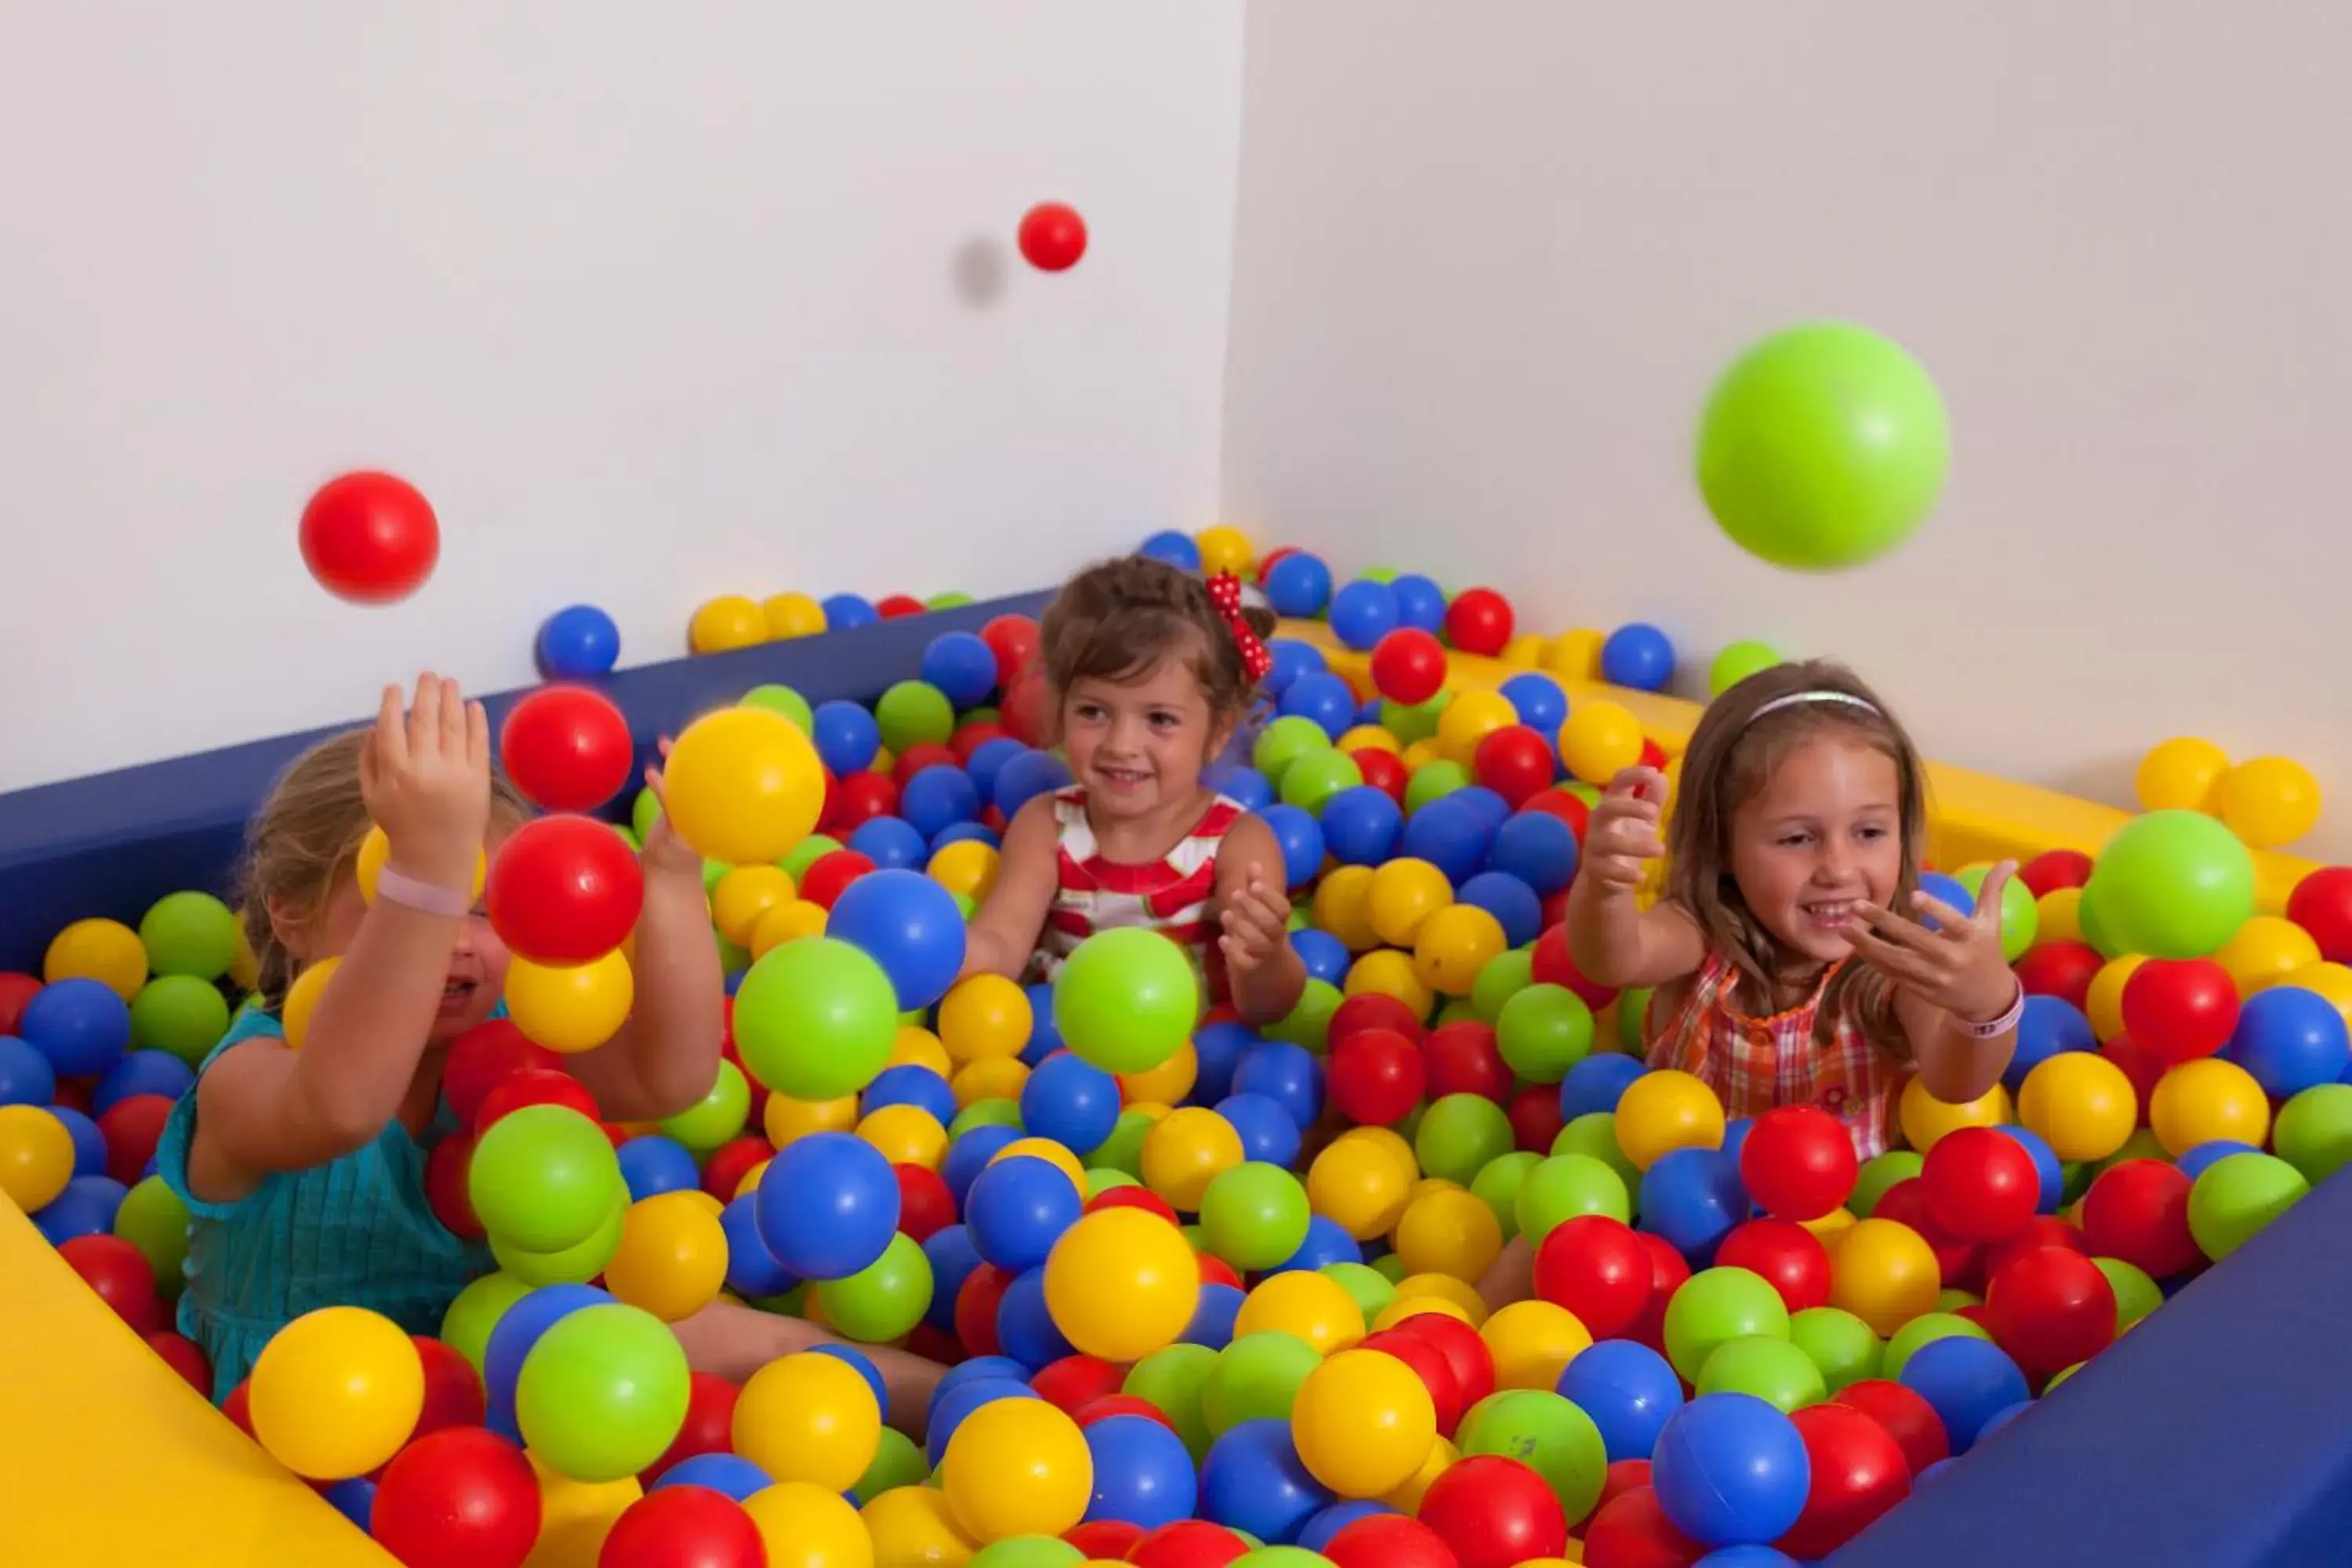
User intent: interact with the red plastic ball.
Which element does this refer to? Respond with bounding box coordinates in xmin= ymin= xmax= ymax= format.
xmin=642 ymin=1371 xmax=742 ymax=1483
xmin=1831 ymin=1378 xmax=1949 ymax=1476
xmin=2081 ymin=1158 xmax=2198 ymax=1279
xmin=410 ymin=1336 xmax=488 ymax=1441
xmin=2014 ymin=942 xmax=2103 ymax=1011
xmin=1072 ymin=1393 xmax=1178 ymax=1432
xmin=2121 ymin=958 xmax=2241 ymax=1064
xmin=299 ymin=470 xmax=440 ymax=604
xmin=443 ymin=1020 xmax=561 ymax=1127
xmin=1017 ymin=201 xmax=1088 ymax=271
xmin=1443 ymin=588 xmax=1515 ymax=658
xmin=1508 ymin=1082 xmax=1566 ymax=1152
xmin=1085 ymin=1185 xmax=1181 ymax=1225
xmin=1421 ymin=1021 xmax=1512 ymax=1102
xmin=1031 ymin=1354 xmax=1125 ymax=1414
xmin=798 ymin=850 xmax=877 ymax=910
xmin=370 ymin=1425 xmax=541 ymax=1568
xmin=1065 ymin=1520 xmax=1146 ymax=1558
xmin=699 ymin=1137 xmax=775 ymax=1205
xmin=1416 ymin=1454 xmax=1567 ymax=1568
xmin=1868 ymin=1178 xmax=1980 ymax=1286
xmin=829 ymin=772 xmax=901 ymax=831
xmin=485 ymin=814 xmax=645 ymax=966
xmin=600 ymin=1484 xmax=764 ymax=1567
xmin=1779 ymin=1401 xmax=1913 ymax=1558
xmin=1474 ymin=725 xmax=1559 ymax=808
xmin=955 ymin=1264 xmax=1014 ymax=1356
xmin=1327 ymin=1027 xmax=1428 ymax=1126
xmin=876 ymin=594 xmax=928 ymax=619
xmin=1739 ymin=1105 xmax=1860 ymax=1221
xmin=1358 ymin=1327 xmax=1465 ymax=1439
xmin=1395 ymin=1309 xmax=1497 ymax=1412
xmin=1532 ymin=1215 xmax=1652 ymax=1338
xmin=1919 ymin=1126 xmax=2041 ymax=1243
xmin=148 ymin=1330 xmax=212 ymax=1393
xmin=58 ymin=1235 xmax=161 ymax=1335
xmin=980 ymin=615 xmax=1040 ymax=689
xmin=1530 ymin=924 xmax=1620 ymax=1011
xmin=1713 ymin=1218 xmax=1833 ymax=1313
xmin=423 ymin=1134 xmax=483 ymax=1240
xmin=1128 ymin=1520 xmax=1251 ymax=1568
xmin=2019 ymin=850 xmax=2094 ymax=897
xmin=2288 ymin=866 xmax=2352 ymax=964
xmin=474 ymin=1069 xmax=601 ymax=1135
xmin=497 ymin=686 xmax=633 ymax=814
xmin=0 ymin=971 xmax=42 ymax=1035
xmin=1352 ymin=747 xmax=1410 ymax=804
xmin=1370 ymin=629 xmax=1450 ymax=706
xmin=1323 ymin=1512 xmax=1464 ymax=1567
xmin=1575 ymin=1484 xmax=1703 ymax=1568
xmin=1982 ymin=1243 xmax=2117 ymax=1380
xmin=1329 ymin=991 xmax=1426 ymax=1048
xmin=96 ymin=1094 xmax=173 ymax=1187
xmin=895 ymin=1163 xmax=956 ymax=1243
xmin=1628 ymin=1231 xmax=1693 ymax=1352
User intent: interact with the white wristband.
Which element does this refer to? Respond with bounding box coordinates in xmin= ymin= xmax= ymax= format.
xmin=376 ymin=866 xmax=473 ymax=918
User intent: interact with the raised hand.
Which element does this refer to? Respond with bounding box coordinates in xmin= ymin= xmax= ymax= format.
xmin=1219 ymin=863 xmax=1294 ymax=975
xmin=1845 ymin=860 xmax=2021 ymax=1022
xmin=358 ymin=673 xmax=491 ymax=889
xmin=1582 ymin=765 xmax=1671 ymax=893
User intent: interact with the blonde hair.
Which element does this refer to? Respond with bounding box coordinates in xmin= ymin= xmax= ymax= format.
xmin=1664 ymin=659 xmax=1927 ymax=1054
xmin=234 ymin=729 xmax=528 ymax=1007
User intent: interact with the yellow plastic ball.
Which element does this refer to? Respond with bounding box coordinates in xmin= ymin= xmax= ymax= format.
xmin=2217 ymin=916 xmax=2321 ymax=997
xmin=990 ymin=1137 xmax=1087 ymax=1196
xmin=860 ymin=1485 xmax=976 ymax=1565
xmin=43 ymin=917 xmax=147 ymax=1001
xmin=355 ymin=825 xmax=488 ymax=908
xmin=742 ymin=1483 xmax=871 ymax=1568
xmin=2016 ymin=1053 xmax=2136 ymax=1163
xmin=1347 ymin=946 xmax=1437 ymax=1020
xmin=1392 ymin=1272 xmax=1489 ymax=1325
xmin=280 ymin=956 xmax=342 ymax=1051
xmin=1120 ymin=1040 xmax=1197 ymax=1106
xmin=1141 ymin=1107 xmax=1245 ymax=1210
xmin=1196 ymin=524 xmax=1255 ymax=576
xmin=750 ymin=899 xmax=829 ymax=956
xmin=1436 ymin=688 xmax=1518 ymax=767
xmin=0 ymin=1105 xmax=75 ymax=1212
xmin=1372 ymin=1296 xmax=1475 ymax=1333
xmin=952 ymin=1057 xmax=1029 ymax=1108
xmin=764 ymin=1094 xmax=859 ymax=1149
xmin=248 ymin=1307 xmax=425 ymax=1480
xmin=1414 ymin=904 xmax=1508 ymax=997
xmin=2150 ymin=1058 xmax=2272 ymax=1156
xmin=712 ymin=866 xmax=797 ymax=947
xmin=941 ymin=1398 xmax=1094 ymax=1543
xmin=2085 ymin=955 xmax=2147 ymax=1041
xmin=1234 ymin=1269 xmax=1366 ymax=1354
xmin=1314 ymin=864 xmax=1384 ymax=953
xmin=928 ymin=840 xmax=1000 ymax=903
xmin=2216 ymin=757 xmax=2323 ymax=848
xmin=937 ymin=975 xmax=1033 ymax=1063
xmin=528 ymin=1456 xmax=644 ymax=1567
xmin=506 ymin=949 xmax=635 ymax=1054
xmin=1542 ymin=629 xmax=1605 ymax=681
xmin=1338 ymin=724 xmax=1402 ymax=755
xmin=1501 ymin=633 xmax=1548 ymax=668
xmin=1558 ymin=700 xmax=1646 ymax=786
xmin=734 ymin=1352 xmax=882 ymax=1491
xmin=1044 ymin=1206 xmax=1201 ymax=1362
xmin=1612 ymin=1069 xmax=1726 ymax=1170
xmin=2135 ymin=736 xmax=2230 ymax=814
xmin=1392 ymin=1187 xmax=1504 ymax=1282
xmin=1308 ymin=1133 xmax=1415 ymax=1240
xmin=859 ymin=1104 xmax=949 ymax=1169
xmin=885 ymin=1026 xmax=954 ymax=1077
xmin=761 ymin=592 xmax=828 ymax=641
xmin=2035 ymin=887 xmax=2085 ymax=946
xmin=1368 ymin=858 xmax=1454 ymax=947
xmin=664 ymin=706 xmax=827 ymax=866
xmin=1829 ymin=1218 xmax=1943 ymax=1337
xmin=603 ymin=1192 xmax=728 ymax=1321
xmin=689 ymin=594 xmax=768 ymax=654
xmin=1291 ymin=1348 xmax=1439 ymax=1498
xmin=2281 ymin=961 xmax=2352 ymax=1028
xmin=1482 ymin=1299 xmax=1595 ymax=1392
xmin=1898 ymin=1076 xmax=2010 ymax=1153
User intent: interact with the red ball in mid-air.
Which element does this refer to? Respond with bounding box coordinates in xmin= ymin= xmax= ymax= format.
xmin=485 ymin=814 xmax=644 ymax=966
xmin=299 ymin=470 xmax=440 ymax=604
xmin=1444 ymin=587 xmax=1515 ymax=658
xmin=1370 ymin=629 xmax=1449 ymax=706
xmin=1018 ymin=201 xmax=1088 ymax=271
xmin=498 ymin=685 xmax=634 ymax=813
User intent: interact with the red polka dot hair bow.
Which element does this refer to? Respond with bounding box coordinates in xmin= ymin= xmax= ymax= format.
xmin=1207 ymin=572 xmax=1274 ymax=684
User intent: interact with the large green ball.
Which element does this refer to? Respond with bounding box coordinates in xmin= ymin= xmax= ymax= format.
xmin=815 ymin=1231 xmax=933 ymax=1341
xmin=467 ymin=1104 xmax=623 ymax=1253
xmin=514 ymin=1302 xmax=691 ymax=1482
xmin=2187 ymin=1152 xmax=2309 ymax=1261
xmin=1052 ymin=927 xmax=1201 ymax=1074
xmin=1696 ymin=322 xmax=1951 ymax=570
xmin=2085 ymin=811 xmax=2256 ymax=960
xmin=733 ymin=937 xmax=900 ymax=1098
xmin=139 ymin=891 xmax=241 ymax=979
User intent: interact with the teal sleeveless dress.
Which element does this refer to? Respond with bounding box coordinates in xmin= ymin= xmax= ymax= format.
xmin=157 ymin=1007 xmax=495 ymax=1401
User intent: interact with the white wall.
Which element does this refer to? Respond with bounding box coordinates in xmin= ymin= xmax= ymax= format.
xmin=1222 ymin=2 xmax=2352 ymax=859
xmin=0 ymin=2 xmax=1242 ymax=789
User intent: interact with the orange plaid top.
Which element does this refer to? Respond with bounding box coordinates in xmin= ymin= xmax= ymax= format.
xmin=1646 ymin=951 xmax=1907 ymax=1159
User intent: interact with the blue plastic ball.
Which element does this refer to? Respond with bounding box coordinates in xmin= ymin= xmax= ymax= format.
xmin=1320 ymin=786 xmax=1404 ymax=866
xmin=721 ymin=1194 xmax=800 ymax=1299
xmin=826 ymin=868 xmax=967 ymax=1011
xmin=753 ymin=1131 xmax=901 ymax=1279
xmin=1290 ymin=928 xmax=1351 ymax=988
xmin=821 ymin=593 xmax=880 ymax=632
xmin=920 ymin=631 xmax=999 ymax=709
xmin=1652 ymin=1392 xmax=1811 ymax=1547
xmin=535 ymin=604 xmax=622 ymax=680
xmin=864 ymin=1064 xmax=960 ymax=1126
xmin=1639 ymin=1146 xmax=1749 ymax=1261
xmin=1601 ymin=623 xmax=1677 ymax=691
xmin=1138 ymin=530 xmax=1203 ymax=571
xmin=1216 ymin=1091 xmax=1304 ymax=1167
xmin=900 ymin=766 xmax=982 ymax=840
xmin=0 ymin=1036 xmax=56 ymax=1108
xmin=1560 ymin=1052 xmax=1651 ymax=1121
xmin=655 ymin=1453 xmax=773 ymax=1501
xmin=2005 ymin=996 xmax=2096 ymax=1093
xmin=1499 ymin=672 xmax=1570 ymax=735
xmin=1389 ymin=574 xmax=1446 ymax=632
xmin=991 ymin=749 xmax=1073 ymax=817
xmin=1258 ymin=804 xmax=1326 ymax=890
xmin=1019 ymin=1054 xmax=1122 ymax=1156
xmin=616 ymin=1135 xmax=701 ymax=1201
xmin=811 ymin=699 xmax=883 ymax=775
xmin=1083 ymin=1414 xmax=1200 ymax=1529
xmin=1328 ymin=581 xmax=1402 ymax=651
xmin=1279 ymin=672 xmax=1359 ymax=740
xmin=1457 ymin=870 xmax=1544 ymax=948
xmin=20 ymin=979 xmax=132 ymax=1079
xmin=847 ymin=816 xmax=929 ymax=872
xmin=1199 ymin=1418 xmax=1335 ymax=1544
xmin=1558 ymin=1338 xmax=1686 ymax=1463
xmin=2226 ymin=984 xmax=2350 ymax=1097
xmin=1488 ymin=811 xmax=1580 ymax=895
xmin=1232 ymin=1042 xmax=1323 ymax=1131
xmin=964 ymin=1156 xmax=1083 ymax=1272
xmin=1265 ymin=553 xmax=1334 ymax=619
xmin=1898 ymin=1335 xmax=2030 ymax=1454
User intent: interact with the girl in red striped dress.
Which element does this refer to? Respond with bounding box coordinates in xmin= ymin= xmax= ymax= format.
xmin=959 ymin=556 xmax=1309 ymax=1025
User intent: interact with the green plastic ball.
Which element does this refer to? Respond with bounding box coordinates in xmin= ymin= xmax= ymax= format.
xmin=1414 ymin=1093 xmax=1517 ymax=1185
xmin=1200 ymin=1163 xmax=1312 ymax=1272
xmin=1663 ymin=1265 xmax=1791 ymax=1381
xmin=1697 ymin=1334 xmax=1827 ymax=1412
xmin=1708 ymin=641 xmax=1784 ymax=697
xmin=876 ymin=681 xmax=956 ymax=753
xmin=129 ymin=975 xmax=231 ymax=1064
xmin=733 ymin=938 xmax=899 ymax=1099
xmin=659 ymin=1059 xmax=753 ymax=1152
xmin=514 ymin=1302 xmax=691 ymax=1483
xmin=1787 ymin=1306 xmax=1882 ymax=1394
xmin=816 ymin=1231 xmax=933 ymax=1340
xmin=1201 ymin=1330 xmax=1322 ymax=1436
xmin=139 ymin=891 xmax=240 ymax=979
xmin=2085 ymin=811 xmax=2256 ymax=960
xmin=1495 ymin=984 xmax=1595 ymax=1083
xmin=467 ymin=1104 xmax=623 ymax=1252
xmin=1052 ymin=927 xmax=1202 ymax=1074
xmin=1512 ymin=1152 xmax=1632 ymax=1242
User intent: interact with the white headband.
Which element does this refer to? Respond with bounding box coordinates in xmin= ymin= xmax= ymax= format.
xmin=1748 ymin=690 xmax=1882 ymax=724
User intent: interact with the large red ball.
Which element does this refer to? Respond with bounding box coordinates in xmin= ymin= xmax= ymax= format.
xmin=1327 ymin=1027 xmax=1428 ymax=1126
xmin=1919 ymin=1126 xmax=2041 ymax=1243
xmin=2019 ymin=850 xmax=2094 ymax=897
xmin=1421 ymin=1021 xmax=1512 ymax=1102
xmin=2288 ymin=865 xmax=2352 ymax=964
xmin=299 ymin=470 xmax=440 ymax=604
xmin=1017 ymin=201 xmax=1087 ymax=271
xmin=2120 ymin=958 xmax=2241 ymax=1064
xmin=642 ymin=1371 xmax=742 ymax=1483
xmin=1532 ymin=1214 xmax=1653 ymax=1338
xmin=1415 ymin=1455 xmax=1568 ymax=1568
xmin=497 ymin=686 xmax=634 ymax=814
xmin=1358 ymin=1327 xmax=1465 ymax=1438
xmin=1831 ymin=1378 xmax=1950 ymax=1477
xmin=443 ymin=1021 xmax=561 ymax=1127
xmin=1370 ymin=629 xmax=1450 ymax=706
xmin=1739 ymin=1105 xmax=1860 ymax=1221
xmin=1475 ymin=725 xmax=1559 ymax=808
xmin=370 ymin=1426 xmax=541 ymax=1568
xmin=1128 ymin=1520 xmax=1251 ymax=1568
xmin=1779 ymin=1401 xmax=1913 ymax=1558
xmin=1982 ymin=1243 xmax=2117 ymax=1380
xmin=600 ymin=1484 xmax=765 ymax=1568
xmin=485 ymin=814 xmax=645 ymax=966
xmin=58 ymin=1235 xmax=161 ymax=1335
xmin=2014 ymin=942 xmax=2103 ymax=1011
xmin=410 ymin=1336 xmax=488 ymax=1441
xmin=1713 ymin=1218 xmax=1833 ymax=1313
xmin=1578 ymin=1485 xmax=1704 ymax=1568
xmin=2080 ymin=1158 xmax=2198 ymax=1278
xmin=1443 ymin=588 xmax=1515 ymax=658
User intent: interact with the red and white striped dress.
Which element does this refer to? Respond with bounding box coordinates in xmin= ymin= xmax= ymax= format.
xmin=1025 ymin=786 xmax=1244 ymax=992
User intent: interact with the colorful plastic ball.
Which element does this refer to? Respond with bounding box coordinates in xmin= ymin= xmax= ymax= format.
xmin=2187 ymin=1151 xmax=2309 ymax=1261
xmin=2149 ymin=1056 xmax=2271 ymax=1156
xmin=1894 ymin=1335 xmax=2027 ymax=1454
xmin=247 ymin=1306 xmax=424 ymax=1480
xmin=1599 ymin=624 xmax=1675 ymax=691
xmin=370 ymin=1425 xmax=541 ymax=1568
xmin=2086 ymin=810 xmax=2256 ymax=960
xmin=2226 ymin=983 xmax=2350 ymax=1097
xmin=663 ymin=706 xmax=826 ymax=866
xmin=298 ymin=470 xmax=438 ymax=602
xmin=1738 ymin=1105 xmax=1858 ymax=1222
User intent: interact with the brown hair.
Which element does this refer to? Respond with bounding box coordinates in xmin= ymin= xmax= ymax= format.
xmin=234 ymin=729 xmax=529 ymax=1007
xmin=1664 ymin=658 xmax=1928 ymax=1054
xmin=1036 ymin=555 xmax=1277 ymax=743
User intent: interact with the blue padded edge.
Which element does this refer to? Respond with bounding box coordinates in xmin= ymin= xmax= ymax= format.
xmin=0 ymin=589 xmax=1054 ymax=973
xmin=1829 ymin=1163 xmax=2352 ymax=1568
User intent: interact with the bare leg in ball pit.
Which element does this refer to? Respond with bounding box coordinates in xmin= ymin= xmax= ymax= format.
xmin=670 ymin=1300 xmax=947 ymax=1439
